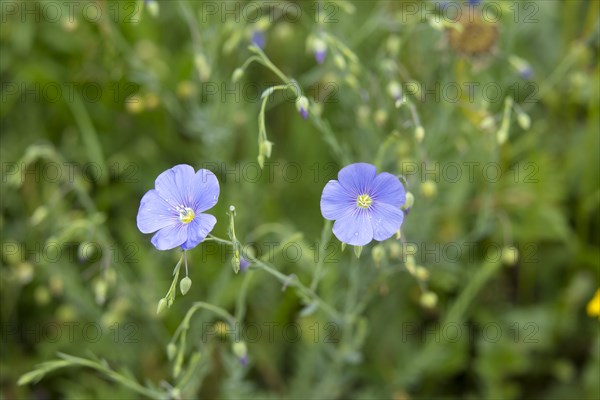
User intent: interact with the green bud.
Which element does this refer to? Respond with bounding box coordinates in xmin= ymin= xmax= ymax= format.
xmin=405 ymin=255 xmax=416 ymax=274
xmin=402 ymin=192 xmax=414 ymax=210
xmin=387 ymin=81 xmax=402 ymax=101
xmin=180 ymin=277 xmax=192 ymax=295
xmin=420 ymin=180 xmax=437 ymax=198
xmin=167 ymin=343 xmax=177 ymax=360
xmin=497 ymin=127 xmax=508 ymax=145
xmin=420 ymin=291 xmax=438 ymax=309
xmin=517 ymin=112 xmax=531 ymax=130
xmin=374 ymin=109 xmax=388 ymax=128
xmin=372 ymin=244 xmax=385 ymax=266
xmin=389 ymin=242 xmax=402 ymax=259
xmin=34 ymin=286 xmax=51 ymax=305
xmin=501 ymin=246 xmax=519 ymax=266
xmin=295 ymin=96 xmax=309 ymax=119
xmin=156 ymin=298 xmax=168 ymax=314
xmin=94 ymin=279 xmax=107 ymax=305
xmin=30 ymin=206 xmax=48 ymax=225
xmin=232 ymin=341 xmax=248 ymax=365
xmin=415 ymin=266 xmax=430 ymax=281
xmin=260 ymin=140 xmax=273 ymax=158
xmin=232 ymin=68 xmax=244 ymax=83
xmin=146 ymin=0 xmax=159 ymax=17
xmin=415 ymin=126 xmax=425 ymax=143
xmin=333 ymin=54 xmax=346 ymax=70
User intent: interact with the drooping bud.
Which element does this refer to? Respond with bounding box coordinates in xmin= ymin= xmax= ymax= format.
xmin=296 ymin=96 xmax=309 ymax=120
xmin=414 ymin=126 xmax=425 ymax=143
xmin=313 ymin=38 xmax=327 ymax=64
xmin=156 ymin=298 xmax=168 ymax=314
xmin=372 ymin=244 xmax=386 ymax=267
xmin=180 ymin=276 xmax=192 ymax=295
xmin=387 ymin=81 xmax=403 ymax=102
xmin=232 ymin=68 xmax=244 ymax=83
xmin=420 ymin=291 xmax=438 ymax=309
xmin=501 ymin=246 xmax=519 ymax=266
xmin=232 ymin=341 xmax=248 ymax=366
xmin=517 ymin=112 xmax=531 ymax=130
xmin=415 ymin=266 xmax=430 ymax=281
xmin=240 ymin=257 xmax=251 ymax=272
xmin=251 ymin=30 xmax=266 ymax=49
xmin=402 ymin=192 xmax=414 ymax=213
xmin=166 ymin=343 xmax=177 ymax=360
xmin=145 ymin=0 xmax=159 ymax=18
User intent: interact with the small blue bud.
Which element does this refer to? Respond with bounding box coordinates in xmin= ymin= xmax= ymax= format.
xmin=296 ymin=96 xmax=309 ymax=120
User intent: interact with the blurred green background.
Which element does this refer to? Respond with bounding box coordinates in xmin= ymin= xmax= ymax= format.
xmin=1 ymin=0 xmax=599 ymax=399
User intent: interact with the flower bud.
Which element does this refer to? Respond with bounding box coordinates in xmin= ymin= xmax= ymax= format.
xmin=296 ymin=96 xmax=309 ymax=120
xmin=374 ymin=109 xmax=388 ymax=128
xmin=167 ymin=343 xmax=177 ymax=360
xmin=34 ymin=286 xmax=51 ymax=305
xmin=517 ymin=112 xmax=531 ymax=130
xmin=125 ymin=95 xmax=144 ymax=114
xmin=415 ymin=126 xmax=425 ymax=143
xmin=420 ymin=180 xmax=437 ymax=198
xmin=94 ymin=279 xmax=107 ymax=305
xmin=240 ymin=257 xmax=251 ymax=272
xmin=260 ymin=140 xmax=273 ymax=158
xmin=30 ymin=206 xmax=48 ymax=225
xmin=333 ymin=54 xmax=346 ymax=70
xmin=232 ymin=341 xmax=248 ymax=366
xmin=415 ymin=266 xmax=430 ymax=281
xmin=420 ymin=291 xmax=438 ymax=309
xmin=156 ymin=298 xmax=168 ymax=314
xmin=501 ymin=246 xmax=519 ymax=266
xmin=497 ymin=127 xmax=508 ymax=145
xmin=389 ymin=242 xmax=402 ymax=259
xmin=387 ymin=81 xmax=402 ymax=102
xmin=313 ymin=38 xmax=327 ymax=64
xmin=405 ymin=255 xmax=416 ymax=274
xmin=402 ymin=192 xmax=414 ymax=212
xmin=371 ymin=244 xmax=385 ymax=266
xmin=251 ymin=30 xmax=266 ymax=49
xmin=180 ymin=276 xmax=192 ymax=295
xmin=232 ymin=68 xmax=244 ymax=83
xmin=194 ymin=54 xmax=211 ymax=82
xmin=145 ymin=0 xmax=159 ymax=17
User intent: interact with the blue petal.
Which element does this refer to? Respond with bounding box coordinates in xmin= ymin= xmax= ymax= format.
xmin=320 ymin=180 xmax=355 ymax=220
xmin=370 ymin=172 xmax=406 ymax=207
xmin=191 ymin=169 xmax=220 ymax=213
xmin=151 ymin=223 xmax=188 ymax=250
xmin=370 ymin=202 xmax=404 ymax=241
xmin=337 ymin=163 xmax=377 ymax=197
xmin=154 ymin=164 xmax=195 ymax=208
xmin=332 ymin=209 xmax=374 ymax=246
xmin=181 ymin=214 xmax=216 ymax=250
xmin=137 ymin=189 xmax=179 ymax=233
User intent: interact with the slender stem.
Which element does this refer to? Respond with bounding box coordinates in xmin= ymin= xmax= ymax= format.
xmin=310 ymin=219 xmax=333 ymax=291
xmin=205 ymin=235 xmax=344 ymax=321
xmin=249 ymin=45 xmax=293 ymax=85
xmin=184 ymin=251 xmax=189 ymax=276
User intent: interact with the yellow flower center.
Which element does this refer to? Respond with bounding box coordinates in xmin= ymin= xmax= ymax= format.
xmin=179 ymin=207 xmax=195 ymax=224
xmin=356 ymin=194 xmax=372 ymax=209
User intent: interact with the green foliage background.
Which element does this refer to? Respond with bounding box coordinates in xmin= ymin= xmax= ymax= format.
xmin=1 ymin=0 xmax=599 ymax=399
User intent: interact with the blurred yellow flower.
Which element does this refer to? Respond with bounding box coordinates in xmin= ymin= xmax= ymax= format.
xmin=587 ymin=289 xmax=600 ymax=319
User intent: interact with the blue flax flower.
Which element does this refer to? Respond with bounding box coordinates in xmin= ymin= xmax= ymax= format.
xmin=137 ymin=164 xmax=219 ymax=250
xmin=320 ymin=163 xmax=406 ymax=246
